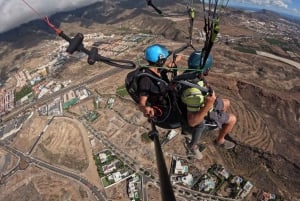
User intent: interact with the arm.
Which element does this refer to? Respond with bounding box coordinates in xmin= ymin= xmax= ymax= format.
xmin=187 ymin=91 xmax=216 ymax=127
xmin=165 ymin=54 xmax=182 ymax=68
xmin=139 ymin=95 xmax=155 ymax=117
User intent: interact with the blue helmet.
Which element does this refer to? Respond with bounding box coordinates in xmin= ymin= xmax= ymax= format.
xmin=145 ymin=44 xmax=171 ymax=66
xmin=188 ymin=51 xmax=213 ymax=71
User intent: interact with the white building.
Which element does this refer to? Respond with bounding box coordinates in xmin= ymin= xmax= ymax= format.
xmin=174 ymin=160 xmax=188 ymax=175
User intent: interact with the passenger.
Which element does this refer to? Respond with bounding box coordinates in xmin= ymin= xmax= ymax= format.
xmin=181 ymin=51 xmax=237 ymax=159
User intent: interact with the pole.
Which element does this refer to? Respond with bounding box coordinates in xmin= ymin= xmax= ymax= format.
xmin=148 ymin=121 xmax=176 ymax=201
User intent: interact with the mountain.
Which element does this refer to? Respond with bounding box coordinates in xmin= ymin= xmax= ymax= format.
xmin=231 ymin=5 xmax=300 ymax=24
xmin=0 ymin=0 xmax=186 ymax=48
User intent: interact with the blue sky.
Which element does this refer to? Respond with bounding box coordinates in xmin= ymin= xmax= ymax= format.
xmin=228 ymin=0 xmax=300 ymax=17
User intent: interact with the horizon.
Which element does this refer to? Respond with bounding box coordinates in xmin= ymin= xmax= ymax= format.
xmin=0 ymin=0 xmax=299 ymax=34
xmin=228 ymin=0 xmax=300 ymax=18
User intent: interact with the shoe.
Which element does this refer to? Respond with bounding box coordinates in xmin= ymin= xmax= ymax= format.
xmin=183 ymin=138 xmax=204 ymax=160
xmin=184 ymin=134 xmax=192 ymax=141
xmin=191 ymin=147 xmax=203 ymax=160
xmin=215 ymin=139 xmax=235 ymax=150
xmin=181 ymin=130 xmax=192 ymax=136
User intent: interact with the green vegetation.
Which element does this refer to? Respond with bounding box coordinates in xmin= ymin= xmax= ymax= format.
xmin=101 ymin=177 xmax=113 ymax=187
xmin=15 ymin=85 xmax=33 ymax=101
xmin=94 ymin=154 xmax=105 ymax=177
xmin=63 ymin=98 xmax=78 ymax=109
xmin=116 ymin=161 xmax=124 ymax=169
xmin=84 ymin=111 xmax=99 ymax=122
xmin=233 ymin=46 xmax=256 ymax=54
xmin=116 ymin=85 xmax=128 ymax=97
xmin=259 ymin=44 xmax=272 ymax=52
xmin=264 ymin=37 xmax=291 ymax=51
xmin=141 ymin=132 xmax=152 ymax=143
xmin=264 ymin=38 xmax=286 ymax=46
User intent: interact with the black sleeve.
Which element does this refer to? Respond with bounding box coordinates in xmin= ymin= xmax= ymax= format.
xmin=139 ymin=76 xmax=152 ymax=97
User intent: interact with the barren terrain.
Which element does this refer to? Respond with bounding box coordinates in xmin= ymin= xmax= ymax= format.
xmin=0 ymin=149 xmax=18 ymax=175
xmin=33 ymin=117 xmax=89 ymax=172
xmin=12 ymin=113 xmax=48 ymax=153
xmin=0 ymin=165 xmax=97 ymax=201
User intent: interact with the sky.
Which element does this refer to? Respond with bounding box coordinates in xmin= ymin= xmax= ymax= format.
xmin=228 ymin=0 xmax=300 ymax=17
xmin=0 ymin=0 xmax=299 ymax=34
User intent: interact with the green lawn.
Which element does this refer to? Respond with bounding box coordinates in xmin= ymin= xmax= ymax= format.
xmin=101 ymin=177 xmax=113 ymax=187
xmin=15 ymin=85 xmax=33 ymax=101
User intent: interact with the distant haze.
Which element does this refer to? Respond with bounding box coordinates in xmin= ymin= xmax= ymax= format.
xmin=0 ymin=0 xmax=102 ymax=33
xmin=230 ymin=0 xmax=300 ymax=17
xmin=0 ymin=0 xmax=299 ymax=34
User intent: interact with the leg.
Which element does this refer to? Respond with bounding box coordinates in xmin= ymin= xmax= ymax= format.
xmin=189 ymin=121 xmax=206 ymax=149
xmin=222 ymin=98 xmax=230 ymax=112
xmin=186 ymin=121 xmax=205 ymax=159
xmin=216 ymin=113 xmax=236 ymax=144
xmin=209 ymin=98 xmax=237 ymax=149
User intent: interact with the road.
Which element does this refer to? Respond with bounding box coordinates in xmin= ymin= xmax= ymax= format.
xmin=256 ymin=51 xmax=300 ymax=69
xmin=1 ymin=142 xmax=107 ymax=201
xmin=79 ymin=118 xmax=150 ymax=201
xmin=0 ymin=65 xmax=241 ymax=200
xmin=28 ymin=116 xmax=54 ymax=154
xmin=2 ymin=67 xmax=124 ymax=122
xmin=0 ymin=115 xmax=240 ymax=201
xmin=80 ymin=118 xmax=240 ymax=201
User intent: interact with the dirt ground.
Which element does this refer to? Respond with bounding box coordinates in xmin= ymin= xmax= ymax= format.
xmin=33 ymin=117 xmax=89 ymax=172
xmin=104 ymin=180 xmax=128 ymax=201
xmin=0 ymin=148 xmax=18 ymax=175
xmin=12 ymin=113 xmax=48 ymax=153
xmin=0 ymin=165 xmax=97 ymax=201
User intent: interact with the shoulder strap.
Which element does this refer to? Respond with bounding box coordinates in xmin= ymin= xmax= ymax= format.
xmin=176 ymin=80 xmax=209 ymax=95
